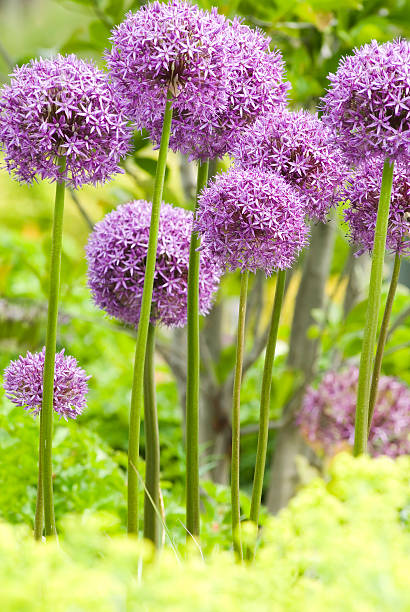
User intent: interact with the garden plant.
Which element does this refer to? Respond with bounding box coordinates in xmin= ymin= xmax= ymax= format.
xmin=0 ymin=0 xmax=409 ymax=609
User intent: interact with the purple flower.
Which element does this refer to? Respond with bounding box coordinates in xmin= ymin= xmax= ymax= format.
xmin=106 ymin=1 xmax=229 ymax=155
xmin=3 ymin=348 xmax=89 ymax=420
xmin=196 ymin=168 xmax=308 ymax=274
xmin=106 ymin=2 xmax=289 ymax=161
xmin=148 ymin=17 xmax=289 ymax=160
xmin=0 ymin=54 xmax=131 ymax=188
xmin=342 ymin=158 xmax=410 ymax=255
xmin=234 ymin=108 xmax=348 ymax=221
xmin=321 ymin=39 xmax=410 ymax=163
xmin=86 ymin=200 xmax=221 ymax=327
xmin=297 ymin=367 xmax=410 ymax=458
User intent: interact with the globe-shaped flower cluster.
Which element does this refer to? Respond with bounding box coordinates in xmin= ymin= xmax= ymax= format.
xmin=3 ymin=348 xmax=89 ymax=420
xmin=106 ymin=1 xmax=229 ymax=153
xmin=106 ymin=1 xmax=289 ymax=161
xmin=234 ymin=108 xmax=348 ymax=221
xmin=322 ymin=39 xmax=410 ymax=163
xmin=196 ymin=168 xmax=308 ymax=274
xmin=297 ymin=367 xmax=410 ymax=458
xmin=86 ymin=200 xmax=221 ymax=327
xmin=0 ymin=54 xmax=131 ymax=188
xmin=342 ymin=159 xmax=410 ymax=255
xmin=149 ymin=17 xmax=289 ymax=160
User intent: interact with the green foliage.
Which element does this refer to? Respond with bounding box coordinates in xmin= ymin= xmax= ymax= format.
xmin=0 ymin=453 xmax=409 ymax=610
xmin=0 ymin=399 xmax=128 ymax=528
xmin=0 ymin=390 xmax=254 ymax=553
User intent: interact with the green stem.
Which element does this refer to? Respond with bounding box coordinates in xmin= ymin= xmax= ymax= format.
xmin=231 ymin=270 xmax=249 ymax=560
xmin=34 ymin=412 xmax=44 ymax=540
xmin=368 ymin=252 xmax=401 ymax=435
xmin=354 ymin=158 xmax=394 ymax=456
xmin=186 ymin=159 xmax=209 ymax=539
xmin=41 ymin=156 xmax=66 ymax=538
xmin=128 ymin=95 xmax=173 ymax=534
xmin=143 ymin=323 xmax=161 ymax=547
xmin=250 ymin=269 xmax=286 ymax=529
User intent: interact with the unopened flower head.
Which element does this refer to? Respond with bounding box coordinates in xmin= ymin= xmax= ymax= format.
xmin=321 ymin=39 xmax=410 ymax=163
xmin=149 ymin=17 xmax=290 ymax=160
xmin=86 ymin=200 xmax=221 ymax=327
xmin=3 ymin=348 xmax=89 ymax=420
xmin=0 ymin=54 xmax=131 ymax=188
xmin=297 ymin=367 xmax=410 ymax=458
xmin=106 ymin=0 xmax=229 ymax=156
xmin=342 ymin=158 xmax=410 ymax=255
xmin=196 ymin=168 xmax=308 ymax=274
xmin=234 ymin=108 xmax=348 ymax=221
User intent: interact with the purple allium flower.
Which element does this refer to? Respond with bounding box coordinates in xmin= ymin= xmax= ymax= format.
xmin=234 ymin=108 xmax=348 ymax=221
xmin=106 ymin=1 xmax=229 ymax=154
xmin=297 ymin=367 xmax=410 ymax=458
xmin=196 ymin=168 xmax=308 ymax=274
xmin=3 ymin=348 xmax=89 ymax=420
xmin=86 ymin=200 xmax=221 ymax=327
xmin=342 ymin=158 xmax=410 ymax=255
xmin=106 ymin=2 xmax=289 ymax=161
xmin=0 ymin=54 xmax=131 ymax=188
xmin=321 ymin=39 xmax=410 ymax=163
xmin=149 ymin=17 xmax=289 ymax=160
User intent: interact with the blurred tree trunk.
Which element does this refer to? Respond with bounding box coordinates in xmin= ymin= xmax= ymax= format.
xmin=343 ymin=249 xmax=370 ymax=317
xmin=198 ymin=302 xmax=231 ymax=483
xmin=267 ymin=221 xmax=336 ymax=513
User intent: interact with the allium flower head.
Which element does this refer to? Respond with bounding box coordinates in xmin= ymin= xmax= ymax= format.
xmin=234 ymin=108 xmax=348 ymax=221
xmin=297 ymin=367 xmax=410 ymax=458
xmin=149 ymin=17 xmax=289 ymax=160
xmin=196 ymin=168 xmax=308 ymax=274
xmin=321 ymin=39 xmax=410 ymax=163
xmin=106 ymin=2 xmax=289 ymax=161
xmin=106 ymin=1 xmax=229 ymax=153
xmin=3 ymin=348 xmax=89 ymax=420
xmin=0 ymin=54 xmax=131 ymax=188
xmin=86 ymin=200 xmax=221 ymax=327
xmin=342 ymin=158 xmax=410 ymax=255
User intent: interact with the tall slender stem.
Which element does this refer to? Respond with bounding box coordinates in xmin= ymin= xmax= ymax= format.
xmin=143 ymin=323 xmax=161 ymax=547
xmin=250 ymin=269 xmax=286 ymax=530
xmin=128 ymin=95 xmax=173 ymax=534
xmin=231 ymin=270 xmax=249 ymax=560
xmin=34 ymin=412 xmax=44 ymax=540
xmin=368 ymin=252 xmax=401 ymax=435
xmin=354 ymin=158 xmax=394 ymax=455
xmin=41 ymin=156 xmax=66 ymax=537
xmin=186 ymin=159 xmax=209 ymax=539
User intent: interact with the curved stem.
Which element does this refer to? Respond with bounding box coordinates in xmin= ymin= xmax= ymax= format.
xmin=354 ymin=158 xmax=394 ymax=455
xmin=143 ymin=323 xmax=161 ymax=547
xmin=34 ymin=412 xmax=44 ymax=540
xmin=128 ymin=96 xmax=173 ymax=534
xmin=250 ymin=269 xmax=286 ymax=530
xmin=41 ymin=156 xmax=66 ymax=538
xmin=368 ymin=252 xmax=401 ymax=435
xmin=186 ymin=159 xmax=209 ymax=539
xmin=231 ymin=270 xmax=249 ymax=560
